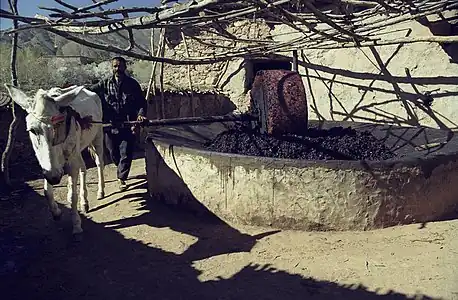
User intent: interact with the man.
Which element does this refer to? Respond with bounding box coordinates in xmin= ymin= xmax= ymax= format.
xmin=88 ymin=56 xmax=147 ymax=191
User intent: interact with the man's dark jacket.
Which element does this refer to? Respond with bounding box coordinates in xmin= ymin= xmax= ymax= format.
xmin=88 ymin=75 xmax=146 ymax=125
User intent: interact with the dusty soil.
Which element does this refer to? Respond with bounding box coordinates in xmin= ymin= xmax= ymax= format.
xmin=205 ymin=126 xmax=395 ymax=160
xmin=1 ymin=157 xmax=457 ymax=300
xmin=1 ymin=108 xmax=457 ymax=300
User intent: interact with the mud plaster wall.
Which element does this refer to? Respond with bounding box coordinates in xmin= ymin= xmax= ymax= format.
xmin=162 ymin=20 xmax=272 ymax=112
xmin=146 ymin=92 xmax=236 ymax=119
xmin=159 ymin=12 xmax=458 ymax=130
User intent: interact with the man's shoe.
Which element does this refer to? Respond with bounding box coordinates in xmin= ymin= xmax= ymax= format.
xmin=118 ymin=179 xmax=127 ymax=191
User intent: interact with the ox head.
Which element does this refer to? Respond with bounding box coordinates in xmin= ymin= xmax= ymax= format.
xmin=4 ymin=84 xmax=85 ymax=185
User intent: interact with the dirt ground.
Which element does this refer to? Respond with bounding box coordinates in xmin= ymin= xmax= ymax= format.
xmin=1 ymin=154 xmax=457 ymax=300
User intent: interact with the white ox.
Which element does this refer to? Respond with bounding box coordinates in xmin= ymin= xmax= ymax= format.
xmin=5 ymin=84 xmax=105 ymax=237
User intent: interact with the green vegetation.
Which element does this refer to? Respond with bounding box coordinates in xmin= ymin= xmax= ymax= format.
xmin=0 ymin=27 xmax=156 ymax=94
xmin=0 ymin=44 xmax=153 ymax=94
xmin=0 ymin=44 xmax=51 ymax=93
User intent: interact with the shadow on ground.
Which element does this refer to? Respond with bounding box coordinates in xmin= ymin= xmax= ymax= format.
xmin=0 ymin=181 xmax=439 ymax=300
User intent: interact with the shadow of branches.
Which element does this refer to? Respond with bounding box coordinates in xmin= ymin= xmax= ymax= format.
xmin=0 ymin=183 xmax=440 ymax=300
xmin=297 ymin=26 xmax=458 ymax=133
xmin=417 ymin=12 xmax=458 ymax=64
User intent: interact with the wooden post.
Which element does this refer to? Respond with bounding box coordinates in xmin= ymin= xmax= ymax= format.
xmin=181 ymin=31 xmax=195 ymax=117
xmin=159 ymin=28 xmax=166 ymax=119
xmin=292 ymin=50 xmax=298 ymax=72
xmin=146 ymin=28 xmax=165 ymax=119
xmin=1 ymin=0 xmax=19 ymax=187
xmin=146 ymin=28 xmax=155 ymax=102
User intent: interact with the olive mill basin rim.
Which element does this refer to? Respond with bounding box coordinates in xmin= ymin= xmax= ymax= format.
xmin=146 ymin=136 xmax=458 ymax=178
xmin=144 ymin=122 xmax=458 ymax=231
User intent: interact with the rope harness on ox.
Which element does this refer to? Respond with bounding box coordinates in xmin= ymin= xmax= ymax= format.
xmin=28 ymin=109 xmax=72 ymax=146
xmin=29 ymin=106 xmax=95 ymax=146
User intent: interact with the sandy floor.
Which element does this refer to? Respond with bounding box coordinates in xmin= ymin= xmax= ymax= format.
xmin=1 ymin=157 xmax=457 ymax=300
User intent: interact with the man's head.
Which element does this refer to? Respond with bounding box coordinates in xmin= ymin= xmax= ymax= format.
xmin=112 ymin=57 xmax=127 ymax=78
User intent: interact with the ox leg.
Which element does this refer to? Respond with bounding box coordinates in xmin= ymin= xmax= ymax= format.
xmin=92 ymin=129 xmax=105 ymax=200
xmin=79 ymin=157 xmax=89 ymax=213
xmin=67 ymin=161 xmax=83 ymax=235
xmin=44 ymin=179 xmax=62 ymax=220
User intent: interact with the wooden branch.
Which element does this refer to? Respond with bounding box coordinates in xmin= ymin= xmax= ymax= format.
xmin=186 ymin=34 xmax=237 ymax=49
xmin=54 ymin=0 xmax=78 ymax=11
xmin=8 ymin=5 xmax=18 ymax=87
xmin=41 ymin=26 xmax=211 ymax=64
xmin=1 ymin=0 xmax=454 ymax=66
xmin=37 ymin=0 xmax=226 ymax=34
xmin=157 ymin=29 xmax=166 ymax=118
xmin=6 ymin=0 xmax=320 ymax=35
xmin=250 ymin=0 xmax=349 ymax=43
xmin=146 ymin=29 xmax=155 ymax=101
xmin=115 ymin=30 xmax=151 ymax=54
xmin=355 ymin=1 xmax=456 ymax=34
xmin=148 ymin=28 xmax=166 ymax=118
xmin=301 ymin=0 xmax=370 ymax=41
xmin=188 ymin=33 xmax=270 ymax=46
xmin=3 ymin=0 xmax=440 ymax=42
xmin=146 ymin=28 xmax=157 ymax=110
xmin=3 ymin=22 xmax=70 ymax=34
xmin=1 ymin=0 xmax=20 ymax=187
xmin=299 ymin=35 xmax=458 ymax=50
xmin=120 ymin=8 xmax=134 ymax=51
xmin=42 ymin=0 xmax=117 ymax=19
xmin=337 ymin=0 xmax=379 ymax=6
xmin=71 ymin=0 xmax=117 ymax=14
xmin=0 ymin=9 xmax=53 ymax=25
xmin=38 ymin=6 xmax=70 ymax=16
xmin=85 ymin=2 xmax=148 ymax=54
xmin=52 ymin=0 xmax=117 ymax=24
xmin=369 ymin=0 xmax=402 ymax=13
xmin=175 ymin=0 xmax=307 ymax=32
xmin=159 ymin=31 xmax=166 ymax=119
xmin=33 ymin=19 xmax=302 ymax=64
xmin=47 ymin=6 xmax=163 ymax=19
xmin=181 ymin=30 xmax=195 ymax=117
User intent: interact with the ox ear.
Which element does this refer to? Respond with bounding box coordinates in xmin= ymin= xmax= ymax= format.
xmin=4 ymin=84 xmax=32 ymax=113
xmin=53 ymin=85 xmax=85 ymax=107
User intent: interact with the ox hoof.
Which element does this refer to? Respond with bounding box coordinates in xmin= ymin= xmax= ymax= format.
xmin=83 ymin=203 xmax=90 ymax=213
xmin=96 ymin=192 xmax=105 ymax=200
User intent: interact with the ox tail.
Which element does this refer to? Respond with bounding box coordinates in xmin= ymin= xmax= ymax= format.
xmin=87 ymin=145 xmax=98 ymax=162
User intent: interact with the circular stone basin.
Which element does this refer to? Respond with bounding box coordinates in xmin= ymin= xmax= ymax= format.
xmin=145 ymin=120 xmax=458 ymax=231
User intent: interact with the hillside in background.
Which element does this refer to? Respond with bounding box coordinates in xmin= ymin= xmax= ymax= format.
xmin=0 ymin=26 xmax=156 ymax=61
xmin=0 ymin=27 xmax=163 ymax=95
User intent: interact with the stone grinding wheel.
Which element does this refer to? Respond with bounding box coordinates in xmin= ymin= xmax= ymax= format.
xmin=250 ymin=69 xmax=308 ymax=136
xmin=120 ymin=70 xmax=308 ymax=134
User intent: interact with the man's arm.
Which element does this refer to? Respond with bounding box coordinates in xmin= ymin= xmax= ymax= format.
xmin=132 ymin=80 xmax=147 ymax=119
xmin=86 ymin=79 xmax=105 ymax=95
xmin=86 ymin=79 xmax=114 ymax=123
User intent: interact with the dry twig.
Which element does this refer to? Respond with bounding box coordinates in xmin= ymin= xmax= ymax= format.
xmin=0 ymin=0 xmax=455 ymax=64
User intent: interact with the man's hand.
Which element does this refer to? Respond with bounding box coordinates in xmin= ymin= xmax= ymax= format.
xmin=131 ymin=125 xmax=140 ymax=136
xmin=131 ymin=115 xmax=147 ymax=135
xmin=136 ymin=115 xmax=148 ymax=126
